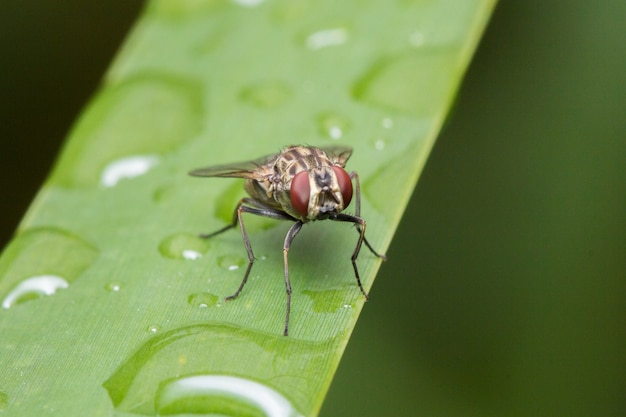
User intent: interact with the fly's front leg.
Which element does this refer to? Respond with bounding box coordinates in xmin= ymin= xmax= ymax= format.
xmin=348 ymin=172 xmax=387 ymax=261
xmin=282 ymin=221 xmax=303 ymax=336
xmin=331 ymin=213 xmax=369 ymax=300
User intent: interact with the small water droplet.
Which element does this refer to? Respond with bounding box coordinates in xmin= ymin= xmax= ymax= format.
xmin=372 ymin=138 xmax=387 ymax=151
xmin=409 ymin=31 xmax=425 ymax=47
xmin=188 ymin=292 xmax=218 ymax=308
xmin=302 ymin=288 xmax=357 ymax=313
xmin=380 ymin=117 xmax=394 ymax=129
xmin=240 ymin=81 xmax=291 ymax=108
xmin=100 ymin=155 xmax=159 ymax=187
xmin=218 ymin=255 xmax=245 ymax=271
xmin=147 ymin=324 xmax=161 ymax=334
xmin=158 ymin=233 xmax=210 ymax=260
xmin=1 ymin=275 xmax=69 ymax=309
xmin=106 ymin=282 xmax=121 ymax=292
xmin=152 ymin=183 xmax=177 ymax=203
xmin=353 ymin=51 xmax=456 ymax=116
xmin=317 ymin=112 xmax=350 ymax=140
xmin=304 ymin=27 xmax=349 ymax=50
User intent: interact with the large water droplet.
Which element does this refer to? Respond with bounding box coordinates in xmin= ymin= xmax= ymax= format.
xmin=317 ymin=112 xmax=350 ymax=140
xmin=240 ymin=81 xmax=291 ymax=108
xmin=0 ymin=228 xmax=98 ymax=307
xmin=353 ymin=51 xmax=457 ymax=117
xmin=103 ymin=323 xmax=338 ymax=415
xmin=1 ymin=275 xmax=69 ymax=309
xmin=304 ymin=28 xmax=349 ymax=50
xmin=50 ymin=74 xmax=204 ymax=187
xmin=156 ymin=375 xmax=304 ymax=417
xmin=363 ymin=141 xmax=421 ymax=214
xmin=218 ymin=255 xmax=245 ymax=271
xmin=100 ymin=155 xmax=159 ymax=187
xmin=158 ymin=233 xmax=211 ymax=260
xmin=188 ymin=292 xmax=218 ymax=308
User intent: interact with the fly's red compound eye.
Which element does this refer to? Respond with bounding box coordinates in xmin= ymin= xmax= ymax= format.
xmin=290 ymin=171 xmax=310 ymax=217
xmin=332 ymin=166 xmax=353 ymax=208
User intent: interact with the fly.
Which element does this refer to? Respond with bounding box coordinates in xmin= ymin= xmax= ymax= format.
xmin=189 ymin=145 xmax=386 ymax=335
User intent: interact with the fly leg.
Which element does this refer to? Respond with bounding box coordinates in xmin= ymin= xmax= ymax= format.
xmin=331 ymin=213 xmax=371 ymax=299
xmin=201 ymin=199 xmax=294 ymax=303
xmin=282 ymin=220 xmax=303 ymax=336
xmin=349 ymin=172 xmax=387 ymax=260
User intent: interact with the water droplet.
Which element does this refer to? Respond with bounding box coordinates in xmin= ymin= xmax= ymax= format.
xmin=302 ymin=288 xmax=357 ymax=313
xmin=240 ymin=81 xmax=291 ymax=108
xmin=372 ymin=138 xmax=387 ymax=151
xmin=158 ymin=233 xmax=210 ymax=260
xmin=0 ymin=228 xmax=98 ymax=307
xmin=1 ymin=275 xmax=68 ymax=309
xmin=103 ymin=323 xmax=338 ymax=415
xmin=152 ymin=183 xmax=177 ymax=203
xmin=409 ymin=31 xmax=425 ymax=47
xmin=188 ymin=292 xmax=218 ymax=308
xmin=156 ymin=375 xmax=304 ymax=417
xmin=100 ymin=155 xmax=159 ymax=187
xmin=232 ymin=0 xmax=266 ymax=7
xmin=214 ymin=181 xmax=277 ymax=231
xmin=0 ymin=391 xmax=7 ymax=411
xmin=106 ymin=282 xmax=122 ymax=292
xmin=304 ymin=28 xmax=349 ymax=50
xmin=147 ymin=324 xmax=161 ymax=334
xmin=317 ymin=112 xmax=350 ymax=140
xmin=50 ymin=74 xmax=203 ymax=187
xmin=353 ymin=51 xmax=456 ymax=117
xmin=218 ymin=255 xmax=245 ymax=271
xmin=363 ymin=141 xmax=420 ymax=214
xmin=380 ymin=117 xmax=394 ymax=129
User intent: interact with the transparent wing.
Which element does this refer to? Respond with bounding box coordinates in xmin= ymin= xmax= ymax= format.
xmin=189 ymin=153 xmax=277 ymax=179
xmin=318 ymin=145 xmax=353 ymax=167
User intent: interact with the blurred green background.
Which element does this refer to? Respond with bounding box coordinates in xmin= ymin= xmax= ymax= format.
xmin=1 ymin=2 xmax=624 ymax=417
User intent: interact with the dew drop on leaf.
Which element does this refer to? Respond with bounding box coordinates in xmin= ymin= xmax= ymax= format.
xmin=240 ymin=81 xmax=291 ymax=108
xmin=1 ymin=275 xmax=69 ymax=309
xmin=158 ymin=233 xmax=210 ymax=260
xmin=316 ymin=112 xmax=351 ymax=140
xmin=187 ymin=292 xmax=218 ymax=308
xmin=218 ymin=255 xmax=245 ymax=271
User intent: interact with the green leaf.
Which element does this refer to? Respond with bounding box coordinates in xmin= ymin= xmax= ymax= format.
xmin=0 ymin=0 xmax=495 ymax=415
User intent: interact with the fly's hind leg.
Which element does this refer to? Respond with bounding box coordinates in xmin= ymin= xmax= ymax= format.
xmin=203 ymin=199 xmax=294 ymax=303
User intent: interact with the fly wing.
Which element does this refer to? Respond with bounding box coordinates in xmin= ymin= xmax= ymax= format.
xmin=189 ymin=152 xmax=277 ymax=179
xmin=319 ymin=145 xmax=353 ymax=167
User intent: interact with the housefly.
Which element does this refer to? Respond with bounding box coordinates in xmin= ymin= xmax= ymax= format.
xmin=189 ymin=145 xmax=386 ymax=335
